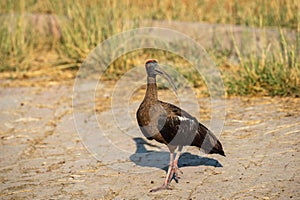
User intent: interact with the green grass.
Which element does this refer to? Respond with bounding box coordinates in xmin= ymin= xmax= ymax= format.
xmin=0 ymin=0 xmax=299 ymax=96
xmin=224 ymin=26 xmax=299 ymax=97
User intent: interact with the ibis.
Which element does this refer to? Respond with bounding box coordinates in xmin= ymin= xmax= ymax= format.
xmin=136 ymin=59 xmax=225 ymax=192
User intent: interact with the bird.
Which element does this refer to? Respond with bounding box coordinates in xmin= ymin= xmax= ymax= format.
xmin=136 ymin=59 xmax=225 ymax=192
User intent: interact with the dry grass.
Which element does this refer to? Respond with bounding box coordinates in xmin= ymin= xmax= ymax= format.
xmin=0 ymin=0 xmax=299 ymax=96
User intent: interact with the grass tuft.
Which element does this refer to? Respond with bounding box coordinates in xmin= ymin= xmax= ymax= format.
xmin=0 ymin=0 xmax=299 ymax=96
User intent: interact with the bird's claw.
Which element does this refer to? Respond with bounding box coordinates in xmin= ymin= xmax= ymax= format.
xmin=150 ymin=184 xmax=172 ymax=192
xmin=171 ymin=165 xmax=183 ymax=183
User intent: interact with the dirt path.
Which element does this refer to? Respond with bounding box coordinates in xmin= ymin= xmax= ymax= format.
xmin=0 ymin=81 xmax=299 ymax=199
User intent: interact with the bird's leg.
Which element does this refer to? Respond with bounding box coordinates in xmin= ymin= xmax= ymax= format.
xmin=173 ymin=146 xmax=183 ymax=181
xmin=164 ymin=152 xmax=175 ymax=185
xmin=150 ymin=152 xmax=175 ymax=192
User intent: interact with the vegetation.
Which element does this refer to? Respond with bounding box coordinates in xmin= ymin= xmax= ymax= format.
xmin=0 ymin=0 xmax=299 ymax=96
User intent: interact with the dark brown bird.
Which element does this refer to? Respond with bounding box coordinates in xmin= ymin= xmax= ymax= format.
xmin=136 ymin=59 xmax=225 ymax=192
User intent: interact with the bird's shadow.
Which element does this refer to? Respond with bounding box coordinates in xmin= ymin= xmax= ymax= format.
xmin=130 ymin=137 xmax=223 ymax=173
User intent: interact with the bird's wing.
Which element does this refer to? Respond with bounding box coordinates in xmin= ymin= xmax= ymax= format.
xmin=157 ymin=101 xmax=200 ymax=146
xmin=158 ymin=101 xmax=225 ymax=156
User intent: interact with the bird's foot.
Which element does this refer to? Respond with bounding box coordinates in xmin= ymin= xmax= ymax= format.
xmin=150 ymin=184 xmax=172 ymax=192
xmin=172 ymin=165 xmax=183 ymax=182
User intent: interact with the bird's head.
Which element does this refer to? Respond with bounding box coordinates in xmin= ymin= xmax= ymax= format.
xmin=145 ymin=59 xmax=177 ymax=92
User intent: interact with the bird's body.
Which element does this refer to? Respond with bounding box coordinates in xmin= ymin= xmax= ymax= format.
xmin=136 ymin=59 xmax=225 ymax=192
xmin=137 ymin=99 xmax=225 ymax=155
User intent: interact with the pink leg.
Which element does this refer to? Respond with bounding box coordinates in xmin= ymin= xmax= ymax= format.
xmin=173 ymin=146 xmax=183 ymax=181
xmin=150 ymin=152 xmax=175 ymax=192
xmin=150 ymin=146 xmax=184 ymax=192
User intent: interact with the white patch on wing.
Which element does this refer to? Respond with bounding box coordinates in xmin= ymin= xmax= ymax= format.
xmin=178 ymin=116 xmax=190 ymax=121
xmin=178 ymin=116 xmax=196 ymax=131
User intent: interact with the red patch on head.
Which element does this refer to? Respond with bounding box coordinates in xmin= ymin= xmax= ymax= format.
xmin=145 ymin=59 xmax=158 ymax=65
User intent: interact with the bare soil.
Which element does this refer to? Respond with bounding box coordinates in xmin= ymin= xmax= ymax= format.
xmin=0 ymin=79 xmax=299 ymax=199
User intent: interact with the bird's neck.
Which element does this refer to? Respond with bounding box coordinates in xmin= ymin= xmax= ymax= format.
xmin=144 ymin=76 xmax=158 ymax=102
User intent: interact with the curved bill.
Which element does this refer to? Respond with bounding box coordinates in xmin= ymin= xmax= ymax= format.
xmin=154 ymin=66 xmax=177 ymax=93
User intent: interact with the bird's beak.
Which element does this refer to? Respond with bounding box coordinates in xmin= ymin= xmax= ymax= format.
xmin=154 ymin=65 xmax=177 ymax=93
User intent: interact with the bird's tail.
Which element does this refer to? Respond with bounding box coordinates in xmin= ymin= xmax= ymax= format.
xmin=193 ymin=124 xmax=225 ymax=157
xmin=208 ymin=140 xmax=225 ymax=156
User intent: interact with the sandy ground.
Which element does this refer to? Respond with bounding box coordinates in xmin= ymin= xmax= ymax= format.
xmin=0 ymin=80 xmax=299 ymax=200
